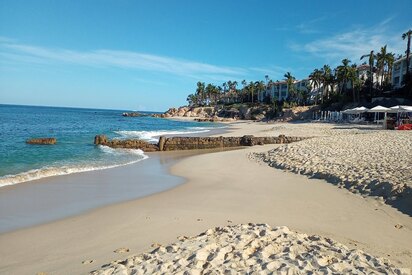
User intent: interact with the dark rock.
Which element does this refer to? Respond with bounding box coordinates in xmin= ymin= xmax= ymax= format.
xmin=240 ymin=135 xmax=255 ymax=146
xmin=94 ymin=135 xmax=108 ymax=145
xmin=26 ymin=138 xmax=56 ymax=145
xmin=122 ymin=112 xmax=142 ymax=117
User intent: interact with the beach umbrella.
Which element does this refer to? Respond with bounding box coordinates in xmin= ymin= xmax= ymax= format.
xmin=368 ymin=105 xmax=390 ymax=125
xmin=352 ymin=106 xmax=369 ymax=113
xmin=367 ymin=105 xmax=390 ymax=112
xmin=388 ymin=105 xmax=412 ymax=113
xmin=388 ymin=105 xmax=412 ymax=126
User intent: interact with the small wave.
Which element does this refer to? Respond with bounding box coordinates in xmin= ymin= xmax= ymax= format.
xmin=114 ymin=129 xmax=211 ymax=142
xmin=0 ymin=147 xmax=148 ymax=187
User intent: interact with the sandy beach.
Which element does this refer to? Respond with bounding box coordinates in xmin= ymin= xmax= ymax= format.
xmin=0 ymin=121 xmax=411 ymax=274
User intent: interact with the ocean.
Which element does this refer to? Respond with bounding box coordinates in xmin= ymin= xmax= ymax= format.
xmin=0 ymin=104 xmax=221 ymax=187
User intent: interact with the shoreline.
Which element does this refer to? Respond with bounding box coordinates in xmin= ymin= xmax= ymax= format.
xmin=0 ymin=122 xmax=411 ymax=274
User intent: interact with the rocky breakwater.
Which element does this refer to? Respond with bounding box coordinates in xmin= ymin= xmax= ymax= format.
xmin=26 ymin=138 xmax=57 ymax=145
xmin=255 ymin=131 xmax=412 ymax=206
xmin=94 ymin=134 xmax=308 ymax=152
xmin=91 ymin=223 xmax=404 ymax=275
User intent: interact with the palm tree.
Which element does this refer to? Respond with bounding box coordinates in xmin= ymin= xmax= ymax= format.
xmin=376 ymin=45 xmax=395 ymax=87
xmin=217 ymin=86 xmax=223 ymax=103
xmin=205 ymin=83 xmax=217 ymax=106
xmin=196 ymin=81 xmax=205 ymax=106
xmin=360 ymin=50 xmax=376 ymax=93
xmin=309 ymin=69 xmax=322 ymax=104
xmin=348 ymin=64 xmax=359 ymax=102
xmin=187 ymin=93 xmax=200 ymax=107
xmin=321 ymin=65 xmax=333 ymax=102
xmin=284 ymin=72 xmax=296 ymax=102
xmin=255 ymin=81 xmax=265 ymax=103
xmin=241 ymin=80 xmax=247 ymax=103
xmin=336 ymin=59 xmax=352 ymax=95
xmin=248 ymin=81 xmax=255 ymax=103
xmin=232 ymin=81 xmax=238 ymax=102
xmin=402 ymin=29 xmax=412 ymax=76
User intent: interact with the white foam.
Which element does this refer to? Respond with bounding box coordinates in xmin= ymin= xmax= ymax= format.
xmin=0 ymin=146 xmax=148 ymax=187
xmin=114 ymin=129 xmax=211 ymax=142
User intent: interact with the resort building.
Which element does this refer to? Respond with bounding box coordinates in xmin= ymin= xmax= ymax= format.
xmin=392 ymin=56 xmax=412 ymax=89
xmin=258 ymin=79 xmax=315 ymax=103
xmin=258 ymin=81 xmax=289 ymax=102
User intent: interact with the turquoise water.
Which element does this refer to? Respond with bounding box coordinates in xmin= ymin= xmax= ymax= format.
xmin=0 ymin=104 xmax=220 ymax=186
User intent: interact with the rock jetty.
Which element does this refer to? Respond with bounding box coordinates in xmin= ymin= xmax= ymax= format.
xmin=26 ymin=138 xmax=57 ymax=145
xmin=94 ymin=134 xmax=308 ymax=151
xmin=91 ymin=223 xmax=404 ymax=275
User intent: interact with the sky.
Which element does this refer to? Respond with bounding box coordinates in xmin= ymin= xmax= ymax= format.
xmin=1 ymin=0 xmax=411 ymax=111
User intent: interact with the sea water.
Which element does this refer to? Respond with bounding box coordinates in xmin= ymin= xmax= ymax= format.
xmin=0 ymin=104 xmax=221 ymax=187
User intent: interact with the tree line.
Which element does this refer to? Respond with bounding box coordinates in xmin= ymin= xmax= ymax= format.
xmin=187 ymin=29 xmax=412 ymax=108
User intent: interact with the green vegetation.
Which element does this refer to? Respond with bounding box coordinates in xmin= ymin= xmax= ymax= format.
xmin=186 ymin=30 xmax=412 ymax=110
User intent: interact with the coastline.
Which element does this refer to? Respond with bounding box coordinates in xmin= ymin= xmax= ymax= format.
xmin=0 ymin=121 xmax=411 ymax=274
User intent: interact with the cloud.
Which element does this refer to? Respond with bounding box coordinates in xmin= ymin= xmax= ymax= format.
xmin=0 ymin=40 xmax=247 ymax=80
xmin=289 ymin=18 xmax=406 ymax=66
xmin=296 ymin=15 xmax=330 ymax=34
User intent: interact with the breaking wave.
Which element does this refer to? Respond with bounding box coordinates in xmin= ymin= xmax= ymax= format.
xmin=0 ymin=146 xmax=148 ymax=187
xmin=114 ymin=128 xmax=212 ymax=142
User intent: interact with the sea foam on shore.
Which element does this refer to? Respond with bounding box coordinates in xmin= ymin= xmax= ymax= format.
xmin=0 ymin=147 xmax=148 ymax=187
xmin=91 ymin=223 xmax=406 ymax=274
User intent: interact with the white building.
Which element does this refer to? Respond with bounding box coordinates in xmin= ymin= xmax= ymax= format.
xmin=258 ymin=81 xmax=289 ymax=102
xmin=392 ymin=56 xmax=412 ymax=89
xmin=258 ymin=78 xmax=317 ymax=103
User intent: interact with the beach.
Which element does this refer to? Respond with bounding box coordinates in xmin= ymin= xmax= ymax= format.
xmin=0 ymin=121 xmax=411 ymax=274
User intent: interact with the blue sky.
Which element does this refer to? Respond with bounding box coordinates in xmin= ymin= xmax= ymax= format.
xmin=1 ymin=0 xmax=411 ymax=111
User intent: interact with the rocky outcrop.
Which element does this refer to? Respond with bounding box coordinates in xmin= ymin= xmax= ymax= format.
xmin=95 ymin=134 xmax=308 ymax=152
xmin=152 ymin=105 xmax=275 ymax=121
xmin=94 ymin=135 xmax=159 ymax=152
xmin=26 ymin=138 xmax=57 ymax=145
xmin=122 ymin=112 xmax=142 ymax=117
xmin=275 ymin=106 xmax=320 ymax=122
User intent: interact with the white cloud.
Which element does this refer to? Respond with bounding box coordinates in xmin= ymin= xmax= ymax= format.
xmin=0 ymin=40 xmax=247 ymax=80
xmin=290 ymin=18 xmax=406 ymax=66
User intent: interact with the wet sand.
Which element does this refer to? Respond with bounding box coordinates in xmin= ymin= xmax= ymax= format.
xmin=0 ymin=150 xmax=207 ymax=234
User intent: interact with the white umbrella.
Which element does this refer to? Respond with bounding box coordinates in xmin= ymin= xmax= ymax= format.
xmin=388 ymin=105 xmax=412 ymax=113
xmin=352 ymin=106 xmax=369 ymax=113
xmin=342 ymin=108 xmax=358 ymax=114
xmin=367 ymin=105 xmax=390 ymax=112
xmin=368 ymin=105 xmax=390 ymax=126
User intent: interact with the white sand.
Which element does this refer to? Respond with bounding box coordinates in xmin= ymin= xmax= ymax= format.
xmin=0 ymin=122 xmax=411 ymax=274
xmin=91 ymin=223 xmax=406 ymax=274
xmin=256 ymin=130 xmax=412 ymax=204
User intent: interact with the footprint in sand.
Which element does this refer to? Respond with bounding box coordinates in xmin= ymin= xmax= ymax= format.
xmin=82 ymin=259 xmax=94 ymax=264
xmin=394 ymin=224 xmax=403 ymax=229
xmin=114 ymin=248 xmax=130 ymax=253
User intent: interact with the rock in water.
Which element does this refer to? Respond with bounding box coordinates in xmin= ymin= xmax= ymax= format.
xmin=94 ymin=135 xmax=108 ymax=145
xmin=26 ymin=138 xmax=57 ymax=145
xmin=122 ymin=112 xmax=141 ymax=117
